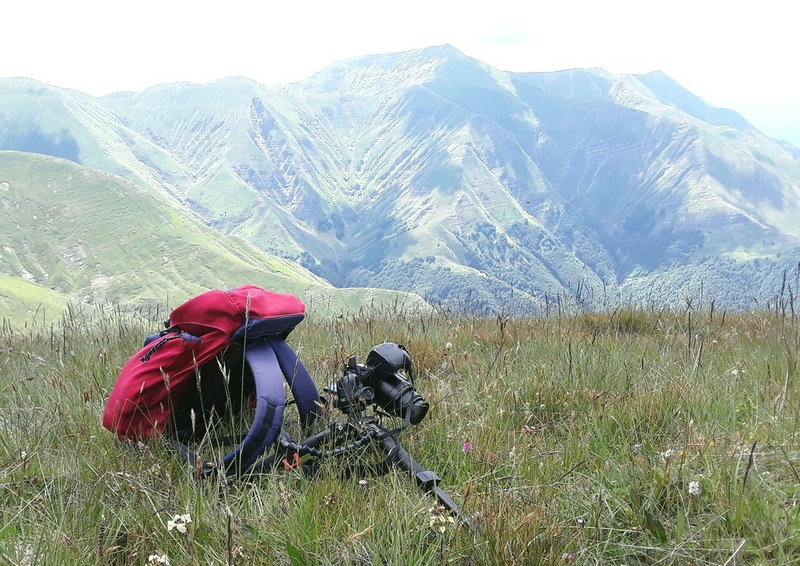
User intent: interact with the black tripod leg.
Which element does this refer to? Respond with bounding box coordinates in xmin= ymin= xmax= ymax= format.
xmin=372 ymin=425 xmax=474 ymax=530
xmin=248 ymin=427 xmax=333 ymax=474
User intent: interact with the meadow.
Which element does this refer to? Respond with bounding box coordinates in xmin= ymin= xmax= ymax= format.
xmin=1 ymin=296 xmax=800 ymax=565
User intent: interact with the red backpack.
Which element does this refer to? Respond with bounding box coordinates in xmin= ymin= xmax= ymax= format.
xmin=102 ymin=285 xmax=320 ymax=475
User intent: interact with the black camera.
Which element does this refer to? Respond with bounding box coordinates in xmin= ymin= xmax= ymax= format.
xmin=326 ymin=343 xmax=429 ymax=426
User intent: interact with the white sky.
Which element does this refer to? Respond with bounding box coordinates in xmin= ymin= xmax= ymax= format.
xmin=5 ymin=0 xmax=800 ymax=141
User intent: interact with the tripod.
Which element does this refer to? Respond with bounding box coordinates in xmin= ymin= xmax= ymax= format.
xmin=175 ymin=341 xmax=475 ymax=531
xmin=250 ymin=418 xmax=474 ymax=530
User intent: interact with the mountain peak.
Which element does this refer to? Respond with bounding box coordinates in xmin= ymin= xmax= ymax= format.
xmin=289 ymin=44 xmax=495 ymax=95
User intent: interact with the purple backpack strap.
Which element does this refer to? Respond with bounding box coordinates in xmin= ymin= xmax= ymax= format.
xmin=216 ymin=338 xmax=321 ymax=476
xmin=218 ymin=339 xmax=286 ymax=475
xmin=269 ymin=339 xmax=321 ymax=429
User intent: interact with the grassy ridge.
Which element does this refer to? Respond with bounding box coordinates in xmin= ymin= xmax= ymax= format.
xmin=0 ymin=275 xmax=69 ymax=327
xmin=0 ymin=150 xmax=327 ymax=305
xmin=1 ymin=303 xmax=799 ymax=564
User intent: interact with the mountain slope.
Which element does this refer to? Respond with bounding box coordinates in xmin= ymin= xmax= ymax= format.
xmin=2 ymin=45 xmax=799 ymax=312
xmin=0 ymin=150 xmax=321 ymax=300
xmin=518 ymin=69 xmax=800 ymax=265
xmin=281 ymin=46 xmax=800 ymax=307
xmin=0 ymin=274 xmax=70 ymax=326
xmin=0 ymin=78 xmax=193 ymax=202
xmin=0 ymin=151 xmax=427 ymax=322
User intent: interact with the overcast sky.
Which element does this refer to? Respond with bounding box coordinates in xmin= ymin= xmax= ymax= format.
xmin=5 ymin=0 xmax=799 ymax=142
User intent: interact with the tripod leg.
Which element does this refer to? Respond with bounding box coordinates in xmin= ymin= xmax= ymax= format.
xmin=248 ymin=427 xmax=333 ymax=474
xmin=371 ymin=425 xmax=474 ymax=530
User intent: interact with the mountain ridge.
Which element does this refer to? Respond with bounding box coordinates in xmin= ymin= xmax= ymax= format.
xmin=1 ymin=45 xmax=799 ymax=314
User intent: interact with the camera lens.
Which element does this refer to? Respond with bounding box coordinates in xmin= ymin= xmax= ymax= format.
xmin=371 ymin=373 xmax=429 ymax=425
xmin=406 ymin=397 xmax=429 ymax=425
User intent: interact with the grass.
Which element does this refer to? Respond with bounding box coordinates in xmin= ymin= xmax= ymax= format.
xmin=0 ymin=275 xmax=69 ymax=328
xmin=2 ymin=299 xmax=800 ymax=565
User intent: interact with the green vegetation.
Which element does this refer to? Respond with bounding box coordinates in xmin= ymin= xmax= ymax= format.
xmin=0 ymin=275 xmax=69 ymax=327
xmin=2 ymin=298 xmax=800 ymax=564
xmin=5 ymin=63 xmax=800 ymax=314
xmin=0 ymin=151 xmax=432 ymax=326
xmin=0 ymin=150 xmax=326 ymax=305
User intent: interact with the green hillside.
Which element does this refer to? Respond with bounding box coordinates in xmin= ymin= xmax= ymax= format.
xmin=0 ymin=274 xmax=69 ymax=327
xmin=0 ymin=151 xmax=428 ymax=326
xmin=3 ymin=47 xmax=800 ymax=313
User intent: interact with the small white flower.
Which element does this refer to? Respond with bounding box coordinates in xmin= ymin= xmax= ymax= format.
xmin=167 ymin=513 xmax=192 ymax=534
xmin=428 ymin=503 xmax=455 ymax=533
xmin=688 ymin=481 xmax=702 ymax=497
xmin=445 ymin=342 xmax=453 ymax=350
xmin=147 ymin=554 xmax=171 ymax=565
xmin=358 ymin=479 xmax=368 ymax=487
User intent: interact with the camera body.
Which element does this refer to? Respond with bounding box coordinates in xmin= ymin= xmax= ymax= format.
xmin=326 ymin=342 xmax=429 ymax=426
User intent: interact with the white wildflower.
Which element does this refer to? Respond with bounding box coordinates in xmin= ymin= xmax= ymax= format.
xmin=688 ymin=480 xmax=702 ymax=497
xmin=167 ymin=513 xmax=192 ymax=534
xmin=147 ymin=554 xmax=171 ymax=565
xmin=428 ymin=503 xmax=455 ymax=533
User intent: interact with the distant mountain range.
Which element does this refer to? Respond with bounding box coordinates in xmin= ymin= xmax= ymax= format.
xmin=2 ymin=44 xmax=799 ymax=319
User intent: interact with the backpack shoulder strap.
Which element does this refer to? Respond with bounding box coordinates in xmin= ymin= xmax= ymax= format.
xmin=195 ymin=337 xmax=321 ymax=477
xmin=217 ymin=339 xmax=286 ymax=475
xmin=269 ymin=339 xmax=320 ymax=429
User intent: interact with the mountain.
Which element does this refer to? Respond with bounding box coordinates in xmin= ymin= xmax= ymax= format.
xmin=2 ymin=45 xmax=799 ymax=313
xmin=0 ymin=151 xmax=428 ymax=325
